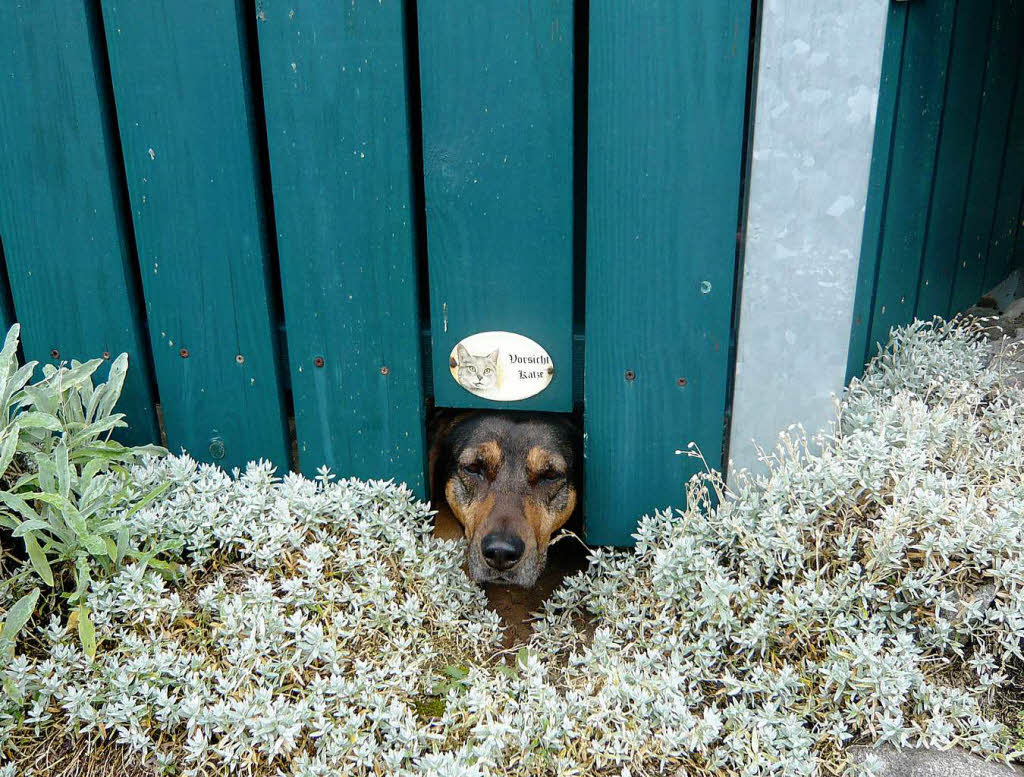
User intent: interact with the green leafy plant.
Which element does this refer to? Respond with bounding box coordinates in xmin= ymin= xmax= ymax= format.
xmin=0 ymin=324 xmax=168 ymax=657
xmin=0 ymin=588 xmax=38 ymax=659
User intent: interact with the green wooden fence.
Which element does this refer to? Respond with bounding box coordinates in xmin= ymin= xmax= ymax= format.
xmin=4 ymin=1 xmax=1021 ymax=545
xmin=584 ymin=1 xmax=751 ymax=544
xmin=849 ymin=0 xmax=1024 ymax=379
xmin=0 ymin=0 xmax=751 ymax=544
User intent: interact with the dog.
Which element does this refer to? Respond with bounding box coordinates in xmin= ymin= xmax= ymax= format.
xmin=429 ymin=411 xmax=579 ymax=587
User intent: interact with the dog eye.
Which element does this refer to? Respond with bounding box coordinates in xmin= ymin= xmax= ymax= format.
xmin=462 ymin=461 xmax=484 ymax=477
xmin=538 ymin=468 xmax=563 ymax=483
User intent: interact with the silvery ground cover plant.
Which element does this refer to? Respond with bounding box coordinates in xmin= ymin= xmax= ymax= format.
xmin=0 ymin=317 xmax=1023 ymax=776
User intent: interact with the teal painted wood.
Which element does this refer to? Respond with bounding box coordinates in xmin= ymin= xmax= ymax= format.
xmin=417 ymin=1 xmax=574 ymax=412
xmin=865 ymin=0 xmax=956 ymax=351
xmin=584 ymin=1 xmax=751 ymax=546
xmin=1015 ymin=196 xmax=1024 ymax=272
xmin=0 ymin=246 xmax=15 ymax=336
xmin=916 ymin=0 xmax=995 ymax=319
xmin=846 ymin=4 xmax=909 ymax=383
xmin=255 ymin=1 xmax=427 ymax=492
xmin=984 ymin=52 xmax=1024 ymax=291
xmin=950 ymin=0 xmax=1024 ymax=312
xmin=0 ymin=2 xmax=159 ymax=445
xmin=100 ymin=1 xmax=290 ymax=472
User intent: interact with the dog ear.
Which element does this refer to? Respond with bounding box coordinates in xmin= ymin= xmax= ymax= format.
xmin=427 ymin=414 xmax=452 ymax=502
xmin=556 ymin=415 xmax=582 ymax=472
xmin=456 ymin=344 xmax=470 ymax=362
xmin=427 ymin=411 xmax=471 ymax=502
xmin=557 ymin=414 xmax=581 ymax=438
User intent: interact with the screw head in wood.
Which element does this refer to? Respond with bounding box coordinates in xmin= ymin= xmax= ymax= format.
xmin=235 ymin=354 xmax=245 ymax=364
xmin=208 ymin=437 xmax=226 ymax=460
xmin=624 ymin=369 xmax=636 ymax=381
xmin=380 ymin=365 xmax=389 ymax=375
xmin=179 ymin=348 xmax=189 ymax=358
xmin=314 ymin=356 xmax=325 ymax=368
xmin=50 ymin=349 xmax=60 ymax=360
xmin=677 ymin=377 xmax=688 ymax=387
xmin=102 ymin=351 xmax=110 ymax=360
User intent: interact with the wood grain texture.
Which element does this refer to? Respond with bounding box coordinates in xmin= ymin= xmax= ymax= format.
xmin=950 ymin=0 xmax=1024 ymax=312
xmin=865 ymin=0 xmax=955 ymax=347
xmin=1015 ymin=196 xmax=1024 ymax=273
xmin=417 ymin=0 xmax=574 ymax=412
xmin=847 ymin=3 xmax=908 ymax=382
xmin=584 ymin=1 xmax=751 ymax=545
xmin=983 ymin=50 xmax=1024 ymax=291
xmin=0 ymin=244 xmax=15 ymax=336
xmin=849 ymin=0 xmax=1024 ymax=375
xmin=255 ymin=0 xmax=427 ymax=491
xmin=101 ymin=1 xmax=290 ymax=471
xmin=915 ymin=0 xmax=994 ymax=318
xmin=0 ymin=1 xmax=159 ymax=445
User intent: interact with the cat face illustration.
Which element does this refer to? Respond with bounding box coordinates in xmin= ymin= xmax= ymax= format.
xmin=455 ymin=344 xmax=499 ymax=391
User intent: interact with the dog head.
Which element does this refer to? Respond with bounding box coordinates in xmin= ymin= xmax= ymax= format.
xmin=433 ymin=413 xmax=578 ymax=587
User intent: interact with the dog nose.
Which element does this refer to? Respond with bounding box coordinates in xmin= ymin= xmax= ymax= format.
xmin=481 ymin=532 xmax=525 ymax=571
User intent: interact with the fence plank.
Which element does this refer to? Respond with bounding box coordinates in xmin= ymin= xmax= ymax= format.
xmin=0 ymin=2 xmax=159 ymax=445
xmin=100 ymin=1 xmax=290 ymax=472
xmin=0 ymin=246 xmax=15 ymax=336
xmin=866 ymin=0 xmax=956 ymax=348
xmin=256 ymin=1 xmax=426 ymax=491
xmin=584 ymin=1 xmax=751 ymax=545
xmin=984 ymin=55 xmax=1024 ymax=291
xmin=417 ymin=1 xmax=574 ymax=412
xmin=915 ymin=0 xmax=995 ymax=319
xmin=1015 ymin=196 xmax=1024 ymax=273
xmin=950 ymin=0 xmax=1024 ymax=312
xmin=846 ymin=3 xmax=908 ymax=381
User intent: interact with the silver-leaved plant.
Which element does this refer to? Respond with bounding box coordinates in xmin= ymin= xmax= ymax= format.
xmin=1 ymin=318 xmax=1022 ymax=776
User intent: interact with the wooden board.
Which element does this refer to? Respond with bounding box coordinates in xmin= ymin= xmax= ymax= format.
xmin=584 ymin=0 xmax=751 ymax=545
xmin=1015 ymin=196 xmax=1024 ymax=273
xmin=417 ymin=0 xmax=574 ymax=412
xmin=984 ymin=49 xmax=1024 ymax=291
xmin=848 ymin=0 xmax=1024 ymax=379
xmin=0 ymin=2 xmax=159 ymax=445
xmin=949 ymin=0 xmax=1024 ymax=312
xmin=865 ymin=0 xmax=956 ymax=346
xmin=847 ymin=3 xmax=908 ymax=381
xmin=915 ymin=0 xmax=995 ymax=318
xmin=101 ymin=1 xmax=290 ymax=472
xmin=255 ymin=0 xmax=427 ymax=491
xmin=0 ymin=246 xmax=15 ymax=336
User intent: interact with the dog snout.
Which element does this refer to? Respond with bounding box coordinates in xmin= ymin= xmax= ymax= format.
xmin=480 ymin=532 xmax=525 ymax=571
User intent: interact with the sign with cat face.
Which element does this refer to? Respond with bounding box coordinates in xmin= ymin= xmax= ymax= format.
xmin=449 ymin=331 xmax=554 ymax=401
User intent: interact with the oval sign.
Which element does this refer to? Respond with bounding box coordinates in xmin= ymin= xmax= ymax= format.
xmin=449 ymin=331 xmax=553 ymax=401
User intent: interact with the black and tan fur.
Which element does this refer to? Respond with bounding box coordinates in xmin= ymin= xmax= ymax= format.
xmin=429 ymin=412 xmax=579 ymax=587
